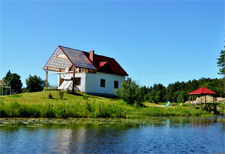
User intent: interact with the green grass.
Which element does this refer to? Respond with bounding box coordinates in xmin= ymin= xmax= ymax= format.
xmin=0 ymin=91 xmax=216 ymax=118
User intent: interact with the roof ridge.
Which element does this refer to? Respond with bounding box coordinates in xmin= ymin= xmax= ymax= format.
xmin=201 ymin=86 xmax=204 ymax=93
xmin=82 ymin=50 xmax=115 ymax=60
xmin=59 ymin=45 xmax=86 ymax=52
xmin=59 ymin=45 xmax=114 ymax=59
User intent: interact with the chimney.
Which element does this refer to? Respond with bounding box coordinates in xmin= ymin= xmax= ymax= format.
xmin=89 ymin=50 xmax=94 ymax=62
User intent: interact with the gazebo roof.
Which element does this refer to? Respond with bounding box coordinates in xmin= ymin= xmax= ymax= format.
xmin=188 ymin=86 xmax=217 ymax=95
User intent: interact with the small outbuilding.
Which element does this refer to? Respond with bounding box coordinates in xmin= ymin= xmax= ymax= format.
xmin=188 ymin=86 xmax=218 ymax=114
xmin=0 ymin=80 xmax=11 ymax=95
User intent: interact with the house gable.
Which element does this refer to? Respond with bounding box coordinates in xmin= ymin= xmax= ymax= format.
xmin=43 ymin=46 xmax=73 ymax=72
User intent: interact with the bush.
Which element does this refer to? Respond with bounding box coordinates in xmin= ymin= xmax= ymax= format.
xmin=26 ymin=75 xmax=45 ymax=92
xmin=59 ymin=91 xmax=64 ymax=99
xmin=48 ymin=93 xmax=53 ymax=99
xmin=83 ymin=95 xmax=89 ymax=100
xmin=114 ymin=78 xmax=141 ymax=105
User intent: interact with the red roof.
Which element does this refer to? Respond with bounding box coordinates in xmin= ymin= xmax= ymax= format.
xmin=83 ymin=51 xmax=128 ymax=76
xmin=188 ymin=86 xmax=217 ymax=95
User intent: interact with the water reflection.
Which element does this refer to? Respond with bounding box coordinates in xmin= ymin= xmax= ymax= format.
xmin=0 ymin=117 xmax=225 ymax=153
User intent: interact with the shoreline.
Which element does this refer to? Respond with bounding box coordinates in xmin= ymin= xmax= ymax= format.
xmin=1 ymin=116 xmax=225 ymax=127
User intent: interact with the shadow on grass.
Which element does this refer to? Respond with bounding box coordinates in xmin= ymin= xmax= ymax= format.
xmin=67 ymin=92 xmax=83 ymax=96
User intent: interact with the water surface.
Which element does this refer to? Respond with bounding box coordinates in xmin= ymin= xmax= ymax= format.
xmin=0 ymin=117 xmax=225 ymax=153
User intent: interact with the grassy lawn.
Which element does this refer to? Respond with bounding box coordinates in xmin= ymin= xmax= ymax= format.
xmin=0 ymin=91 xmax=219 ymax=118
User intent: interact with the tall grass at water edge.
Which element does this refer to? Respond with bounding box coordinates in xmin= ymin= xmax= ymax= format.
xmin=0 ymin=100 xmax=129 ymax=118
xmin=0 ymin=99 xmax=212 ymax=118
xmin=0 ymin=91 xmax=215 ymax=118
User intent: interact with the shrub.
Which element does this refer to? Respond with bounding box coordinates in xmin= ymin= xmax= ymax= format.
xmin=48 ymin=93 xmax=53 ymax=99
xmin=83 ymin=95 xmax=89 ymax=100
xmin=115 ymin=78 xmax=141 ymax=105
xmin=22 ymin=88 xmax=29 ymax=93
xmin=59 ymin=91 xmax=64 ymax=99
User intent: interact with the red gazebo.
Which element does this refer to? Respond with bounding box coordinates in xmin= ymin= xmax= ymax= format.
xmin=188 ymin=86 xmax=217 ymax=95
xmin=188 ymin=86 xmax=218 ymax=113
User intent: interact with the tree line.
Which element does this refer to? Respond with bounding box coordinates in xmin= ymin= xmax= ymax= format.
xmin=115 ymin=77 xmax=225 ymax=104
xmin=0 ymin=70 xmax=45 ymax=94
xmin=142 ymin=77 xmax=225 ymax=103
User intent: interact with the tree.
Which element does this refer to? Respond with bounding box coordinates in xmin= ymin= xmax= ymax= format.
xmin=202 ymin=82 xmax=215 ymax=92
xmin=154 ymin=90 xmax=163 ymax=102
xmin=26 ymin=75 xmax=45 ymax=92
xmin=3 ymin=70 xmax=22 ymax=93
xmin=217 ymin=48 xmax=225 ymax=76
xmin=177 ymin=91 xmax=187 ymax=103
xmin=140 ymin=86 xmax=150 ymax=101
xmin=114 ymin=78 xmax=141 ymax=104
xmin=144 ymin=92 xmax=155 ymax=103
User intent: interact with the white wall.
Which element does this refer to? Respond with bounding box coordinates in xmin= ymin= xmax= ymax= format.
xmin=85 ymin=72 xmax=125 ymax=95
xmin=58 ymin=73 xmax=86 ymax=92
xmin=58 ymin=72 xmax=125 ymax=95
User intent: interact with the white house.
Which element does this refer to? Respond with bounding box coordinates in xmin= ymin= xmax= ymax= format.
xmin=43 ymin=46 xmax=128 ymax=95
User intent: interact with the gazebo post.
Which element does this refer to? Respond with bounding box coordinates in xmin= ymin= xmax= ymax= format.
xmin=201 ymin=96 xmax=202 ymax=109
xmin=213 ymin=97 xmax=217 ymax=114
xmin=189 ymin=96 xmax=191 ymax=109
xmin=205 ymin=95 xmax=206 ymax=109
xmin=192 ymin=96 xmax=193 ymax=109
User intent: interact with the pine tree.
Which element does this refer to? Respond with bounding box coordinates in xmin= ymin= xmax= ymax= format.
xmin=217 ymin=47 xmax=225 ymax=76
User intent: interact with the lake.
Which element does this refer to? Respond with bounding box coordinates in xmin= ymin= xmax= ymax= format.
xmin=0 ymin=117 xmax=225 ymax=153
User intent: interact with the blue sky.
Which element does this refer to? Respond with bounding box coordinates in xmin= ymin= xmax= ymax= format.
xmin=1 ymin=1 xmax=224 ymax=88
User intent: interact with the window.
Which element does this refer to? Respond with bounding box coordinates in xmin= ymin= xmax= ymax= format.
xmin=100 ymin=79 xmax=105 ymax=87
xmin=114 ymin=81 xmax=118 ymax=89
xmin=75 ymin=78 xmax=81 ymax=85
xmin=70 ymin=77 xmax=81 ymax=85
